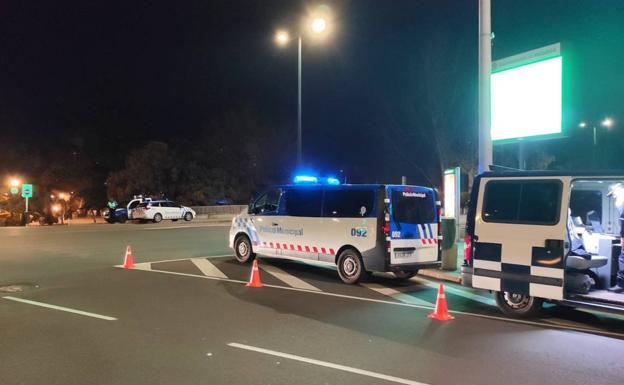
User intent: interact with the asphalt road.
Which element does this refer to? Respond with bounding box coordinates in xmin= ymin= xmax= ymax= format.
xmin=1 ymin=222 xmax=623 ymax=385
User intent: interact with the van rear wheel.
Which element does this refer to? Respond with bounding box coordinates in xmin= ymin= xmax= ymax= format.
xmin=495 ymin=291 xmax=543 ymax=318
xmin=337 ymin=249 xmax=364 ymax=284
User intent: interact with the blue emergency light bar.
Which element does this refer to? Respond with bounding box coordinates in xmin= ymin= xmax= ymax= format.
xmin=293 ymin=175 xmax=318 ymax=184
xmin=293 ymin=175 xmax=341 ymax=185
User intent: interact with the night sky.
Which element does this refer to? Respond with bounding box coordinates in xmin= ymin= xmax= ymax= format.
xmin=1 ymin=0 xmax=624 ymax=188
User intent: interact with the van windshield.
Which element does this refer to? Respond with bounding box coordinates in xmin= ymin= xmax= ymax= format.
xmin=391 ymin=190 xmax=435 ymax=224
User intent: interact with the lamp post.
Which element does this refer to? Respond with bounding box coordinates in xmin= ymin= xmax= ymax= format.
xmin=275 ymin=16 xmax=329 ymax=167
xmin=579 ymin=117 xmax=615 ymax=166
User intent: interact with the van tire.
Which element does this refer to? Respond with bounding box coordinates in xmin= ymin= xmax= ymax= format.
xmin=234 ymin=235 xmax=255 ymax=263
xmin=495 ymin=291 xmax=543 ymax=318
xmin=394 ymin=270 xmax=418 ymax=280
xmin=337 ymin=249 xmax=364 ymax=284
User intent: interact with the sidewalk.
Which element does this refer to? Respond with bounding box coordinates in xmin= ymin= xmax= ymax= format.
xmin=26 ymin=214 xmax=236 ymax=226
xmin=419 ymin=240 xmax=464 ymax=284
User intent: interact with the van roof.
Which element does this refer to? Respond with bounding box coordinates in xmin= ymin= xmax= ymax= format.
xmin=275 ymin=184 xmax=435 ymax=190
xmin=480 ymin=170 xmax=624 ymax=178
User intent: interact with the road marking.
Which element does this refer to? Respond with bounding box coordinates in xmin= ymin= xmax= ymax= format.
xmin=143 ymin=224 xmax=220 ymax=230
xmin=190 ymin=258 xmax=228 ymax=279
xmin=361 ymin=283 xmax=434 ymax=306
xmin=132 ymin=262 xmax=152 ymax=271
xmin=260 ymin=263 xmax=321 ymax=291
xmin=411 ymin=276 xmax=496 ymax=306
xmin=227 ymin=342 xmax=429 ymax=385
xmin=2 ymin=296 xmax=117 ymax=321
xmin=115 ymin=265 xmax=624 ymax=339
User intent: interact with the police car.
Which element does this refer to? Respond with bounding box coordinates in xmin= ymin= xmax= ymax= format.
xmin=462 ymin=171 xmax=624 ymax=318
xmin=133 ymin=200 xmax=196 ymax=223
xmin=229 ymin=176 xmax=441 ymax=284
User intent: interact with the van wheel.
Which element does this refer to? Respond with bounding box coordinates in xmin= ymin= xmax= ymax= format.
xmin=337 ymin=249 xmax=364 ymax=284
xmin=234 ymin=235 xmax=255 ymax=263
xmin=153 ymin=213 xmax=163 ymax=223
xmin=394 ymin=270 xmax=418 ymax=280
xmin=495 ymin=291 xmax=543 ymax=318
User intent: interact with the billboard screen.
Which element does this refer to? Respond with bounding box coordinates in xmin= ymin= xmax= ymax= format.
xmin=491 ymin=55 xmax=562 ymax=142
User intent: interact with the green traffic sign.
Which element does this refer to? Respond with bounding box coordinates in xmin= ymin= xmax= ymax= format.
xmin=21 ymin=184 xmax=33 ymax=198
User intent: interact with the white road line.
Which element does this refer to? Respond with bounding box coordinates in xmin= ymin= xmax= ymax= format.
xmin=190 ymin=258 xmax=228 ymax=279
xmin=114 ymin=265 xmax=624 ymax=339
xmin=132 ymin=262 xmax=152 ymax=271
xmin=411 ymin=276 xmax=496 ymax=306
xmin=2 ymin=296 xmax=117 ymax=321
xmin=361 ymin=283 xmax=434 ymax=306
xmin=227 ymin=342 xmax=429 ymax=385
xmin=260 ymin=263 xmax=321 ymax=291
xmin=143 ymin=224 xmax=219 ymax=230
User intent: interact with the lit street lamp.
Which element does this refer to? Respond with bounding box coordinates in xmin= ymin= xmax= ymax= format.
xmin=579 ymin=117 xmax=616 ymax=167
xmin=275 ymin=13 xmax=330 ymax=167
xmin=578 ymin=117 xmax=615 ymax=146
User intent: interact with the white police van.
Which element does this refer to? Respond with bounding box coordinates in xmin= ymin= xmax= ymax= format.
xmin=229 ymin=177 xmax=441 ymax=284
xmin=462 ymin=171 xmax=624 ymax=318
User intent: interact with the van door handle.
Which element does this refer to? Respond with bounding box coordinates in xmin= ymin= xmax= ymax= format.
xmin=272 ymin=223 xmax=279 ymax=226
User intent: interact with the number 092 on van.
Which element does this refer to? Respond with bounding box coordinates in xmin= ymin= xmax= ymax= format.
xmin=229 ymin=184 xmax=441 ymax=284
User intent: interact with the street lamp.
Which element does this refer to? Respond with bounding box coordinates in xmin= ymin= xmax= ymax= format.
xmin=9 ymin=178 xmax=20 ymax=188
xmin=275 ymin=14 xmax=330 ymax=167
xmin=579 ymin=117 xmax=616 ymax=167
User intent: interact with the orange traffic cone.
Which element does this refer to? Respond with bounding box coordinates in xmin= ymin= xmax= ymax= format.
xmin=428 ymin=284 xmax=454 ymax=321
xmin=246 ymin=259 xmax=263 ymax=288
xmin=123 ymin=245 xmax=135 ymax=269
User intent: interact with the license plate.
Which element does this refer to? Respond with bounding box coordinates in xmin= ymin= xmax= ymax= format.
xmin=394 ymin=251 xmax=413 ymax=258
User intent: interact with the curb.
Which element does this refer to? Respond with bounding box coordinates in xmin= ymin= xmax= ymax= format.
xmin=419 ymin=268 xmax=462 ymax=284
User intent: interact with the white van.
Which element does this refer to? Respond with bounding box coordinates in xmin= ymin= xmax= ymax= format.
xmin=229 ymin=182 xmax=441 ymax=284
xmin=462 ymin=171 xmax=624 ymax=317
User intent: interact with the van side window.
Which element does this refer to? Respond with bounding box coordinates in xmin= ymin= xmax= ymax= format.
xmin=483 ymin=180 xmax=562 ymax=225
xmin=323 ymin=189 xmax=375 ymax=217
xmin=285 ymin=188 xmax=322 ymax=217
xmin=250 ymin=189 xmax=281 ymax=215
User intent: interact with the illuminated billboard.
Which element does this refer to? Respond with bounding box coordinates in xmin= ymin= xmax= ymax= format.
xmin=491 ymin=52 xmax=562 ymax=142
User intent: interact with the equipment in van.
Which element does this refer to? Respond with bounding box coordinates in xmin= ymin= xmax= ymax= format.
xmin=229 ymin=182 xmax=441 ymax=284
xmin=462 ymin=171 xmax=624 ymax=318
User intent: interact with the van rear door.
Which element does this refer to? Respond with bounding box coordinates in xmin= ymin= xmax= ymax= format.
xmin=387 ymin=185 xmax=439 ymax=266
xmin=472 ymin=177 xmax=568 ymax=300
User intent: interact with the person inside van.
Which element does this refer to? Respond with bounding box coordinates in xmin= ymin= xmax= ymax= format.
xmin=607 ymin=184 xmax=624 ymax=293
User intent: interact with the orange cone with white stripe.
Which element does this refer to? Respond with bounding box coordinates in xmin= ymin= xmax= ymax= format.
xmin=246 ymin=259 xmax=263 ymax=288
xmin=123 ymin=245 xmax=135 ymax=269
xmin=428 ymin=284 xmax=454 ymax=321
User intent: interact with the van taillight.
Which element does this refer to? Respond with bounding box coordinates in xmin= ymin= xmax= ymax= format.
xmin=383 ymin=213 xmax=390 ymax=235
xmin=464 ymin=234 xmax=472 ymax=262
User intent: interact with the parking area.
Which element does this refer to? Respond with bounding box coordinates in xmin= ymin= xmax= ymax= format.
xmin=1 ymin=223 xmax=623 ymax=385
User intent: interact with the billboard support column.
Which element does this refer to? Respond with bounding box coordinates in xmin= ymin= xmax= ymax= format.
xmin=478 ymin=0 xmax=493 ymax=174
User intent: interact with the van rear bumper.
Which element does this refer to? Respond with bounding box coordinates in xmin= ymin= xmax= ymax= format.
xmin=389 ymin=261 xmax=441 ymax=272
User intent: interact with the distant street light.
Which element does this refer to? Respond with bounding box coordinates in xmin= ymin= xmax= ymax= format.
xmin=275 ymin=13 xmax=331 ymax=167
xmin=9 ymin=178 xmax=20 ymax=188
xmin=579 ymin=117 xmax=616 ymax=167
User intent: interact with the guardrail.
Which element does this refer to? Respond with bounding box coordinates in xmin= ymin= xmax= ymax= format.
xmin=190 ymin=205 xmax=247 ymax=216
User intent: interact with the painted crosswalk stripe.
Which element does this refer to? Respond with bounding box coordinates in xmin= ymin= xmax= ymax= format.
xmin=190 ymin=258 xmax=228 ymax=279
xmin=3 ymin=296 xmax=117 ymax=321
xmin=361 ymin=283 xmax=434 ymax=306
xmin=260 ymin=263 xmax=321 ymax=291
xmin=227 ymin=342 xmax=430 ymax=385
xmin=410 ymin=276 xmax=495 ymax=306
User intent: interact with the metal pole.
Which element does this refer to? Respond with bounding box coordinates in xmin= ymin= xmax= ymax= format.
xmin=25 ymin=197 xmax=29 ymax=213
xmin=297 ymin=36 xmax=303 ymax=167
xmin=478 ymin=0 xmax=493 ymax=174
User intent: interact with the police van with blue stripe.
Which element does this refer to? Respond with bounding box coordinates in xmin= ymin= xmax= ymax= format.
xmin=229 ymin=176 xmax=441 ymax=284
xmin=462 ymin=171 xmax=624 ymax=318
